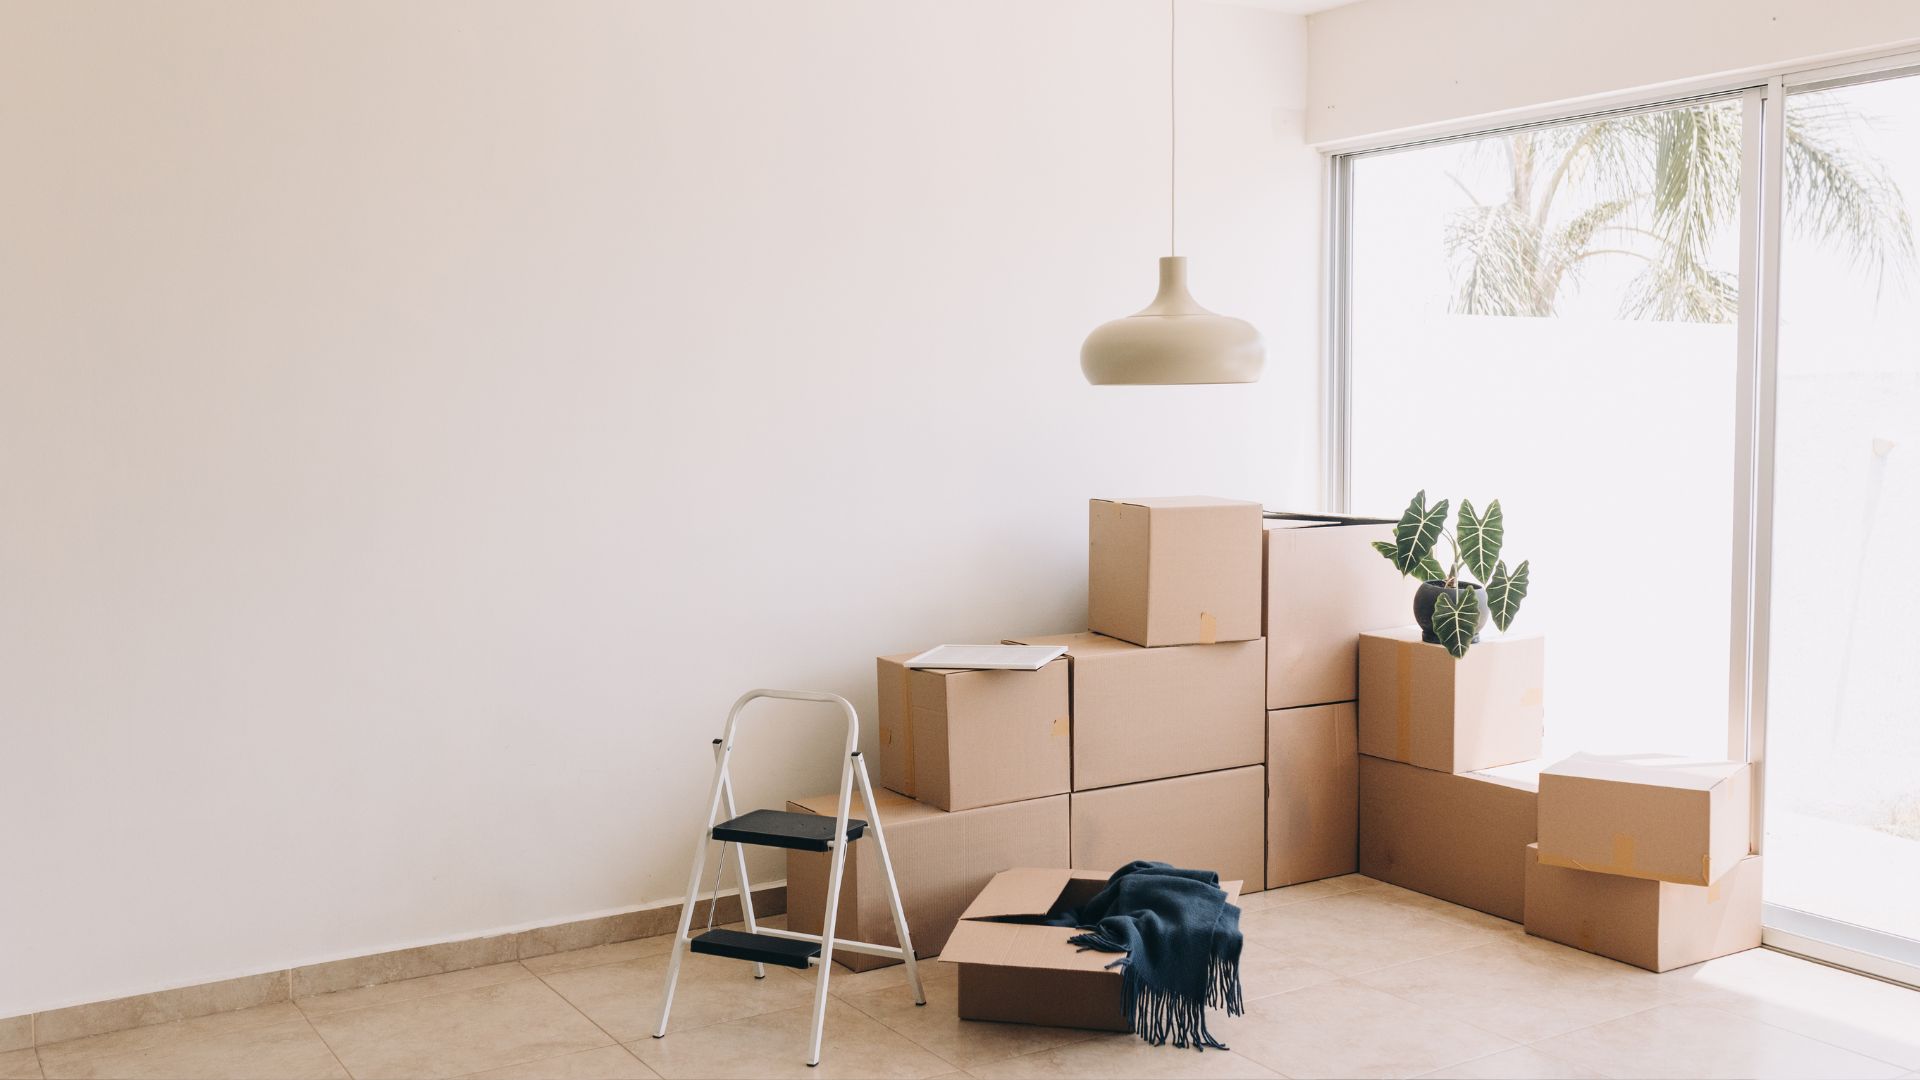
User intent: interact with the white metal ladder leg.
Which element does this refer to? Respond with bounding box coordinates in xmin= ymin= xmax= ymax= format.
xmin=651 ymin=689 xmax=923 ymax=1068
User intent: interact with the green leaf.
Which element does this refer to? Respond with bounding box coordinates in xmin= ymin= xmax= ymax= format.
xmin=1456 ymin=499 xmax=1504 ymax=583
xmin=1393 ymin=491 xmax=1449 ymax=577
xmin=1374 ymin=539 xmax=1444 ymax=580
xmin=1487 ymin=559 xmax=1530 ymax=632
xmin=1431 ymin=588 xmax=1482 ymax=659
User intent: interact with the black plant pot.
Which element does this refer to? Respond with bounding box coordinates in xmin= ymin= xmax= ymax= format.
xmin=1413 ymin=580 xmax=1488 ymax=645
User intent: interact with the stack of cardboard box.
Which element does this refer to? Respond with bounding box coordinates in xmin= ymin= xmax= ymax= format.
xmin=1008 ymin=496 xmax=1269 ymax=890
xmin=786 ymin=492 xmax=1761 ymax=982
xmin=1527 ymin=753 xmax=1762 ymax=971
xmin=1261 ymin=515 xmax=1417 ymax=887
xmin=1355 ymin=625 xmax=1548 ymax=921
xmin=786 ymin=497 xmax=1444 ymax=972
xmin=1350 ymin=629 xmax=1764 ymax=972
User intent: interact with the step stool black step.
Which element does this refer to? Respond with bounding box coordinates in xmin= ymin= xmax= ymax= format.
xmin=712 ymin=809 xmax=866 ymax=852
xmin=689 ymin=928 xmax=820 ymax=969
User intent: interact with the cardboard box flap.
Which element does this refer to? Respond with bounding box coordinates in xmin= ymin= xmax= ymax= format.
xmin=956 ymin=868 xmax=1099 ymax=920
xmin=1543 ymin=752 xmax=1744 ymax=793
xmin=942 ymin=922 xmax=1107 ymax=969
xmin=1262 ymin=512 xmax=1396 ymax=528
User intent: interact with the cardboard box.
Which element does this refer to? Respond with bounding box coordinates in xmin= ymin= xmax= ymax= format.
xmin=1536 ymin=754 xmax=1752 ymax=886
xmin=1267 ymin=703 xmax=1358 ymax=888
xmin=1069 ymin=765 xmax=1265 ymax=887
xmin=1358 ymin=754 xmax=1538 ymax=922
xmin=785 ymin=789 xmax=1069 ymax=971
xmin=875 ymin=653 xmax=1070 ymax=811
xmin=1524 ymin=844 xmax=1763 ymax=972
xmin=1357 ymin=627 xmax=1544 ymax=774
xmin=1005 ymin=631 xmax=1264 ymax=791
xmin=1088 ymin=496 xmax=1262 ymax=648
xmin=1264 ymin=515 xmax=1416 ymax=709
xmin=941 ymin=868 xmax=1242 ymax=1030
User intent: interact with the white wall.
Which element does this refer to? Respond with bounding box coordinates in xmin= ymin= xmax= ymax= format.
xmin=0 ymin=0 xmax=1318 ymax=1015
xmin=1307 ymin=0 xmax=1920 ymax=146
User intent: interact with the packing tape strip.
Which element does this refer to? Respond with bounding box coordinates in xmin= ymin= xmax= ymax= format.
xmin=1050 ymin=714 xmax=1068 ymax=738
xmin=1538 ymin=835 xmax=1642 ymax=877
xmin=1394 ymin=646 xmax=1413 ymax=761
xmin=1198 ymin=611 xmax=1218 ymax=645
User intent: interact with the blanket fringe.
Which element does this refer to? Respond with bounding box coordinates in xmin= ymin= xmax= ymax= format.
xmin=1071 ymin=939 xmax=1243 ymax=1051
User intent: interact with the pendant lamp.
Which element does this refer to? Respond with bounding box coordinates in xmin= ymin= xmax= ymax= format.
xmin=1081 ymin=0 xmax=1264 ymax=385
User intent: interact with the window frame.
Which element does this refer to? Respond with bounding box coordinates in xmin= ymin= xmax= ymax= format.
xmin=1322 ymin=48 xmax=1920 ymax=987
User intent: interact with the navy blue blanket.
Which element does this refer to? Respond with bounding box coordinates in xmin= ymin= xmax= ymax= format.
xmin=1020 ymin=860 xmax=1245 ymax=1050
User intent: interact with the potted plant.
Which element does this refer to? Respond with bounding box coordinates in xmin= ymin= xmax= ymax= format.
xmin=1370 ymin=490 xmax=1530 ymax=658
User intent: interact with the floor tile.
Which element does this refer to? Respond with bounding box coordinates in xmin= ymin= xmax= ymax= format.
xmin=461 ymin=1044 xmax=658 ymax=1079
xmin=1237 ymin=874 xmax=1380 ymax=912
xmin=306 ymin=977 xmax=610 ymax=1079
xmin=1533 ymin=1002 xmax=1908 ymax=1079
xmin=962 ymin=1032 xmax=1280 ymax=1079
xmin=296 ymin=961 xmax=532 ymax=1019
xmin=1356 ymin=937 xmax=1676 ymax=1041
xmin=1668 ymin=947 xmax=1920 ymax=1069
xmin=521 ymin=937 xmax=674 ymax=977
xmin=841 ymin=975 xmax=1096 ymax=1069
xmin=35 ymin=1004 xmax=305 ymax=1077
xmin=38 ymin=1017 xmax=345 ymax=1080
xmin=630 ymin=999 xmax=952 ymax=1079
xmin=1238 ymin=941 xmax=1340 ymax=1000
xmin=1414 ymin=1044 xmax=1609 ymax=1078
xmin=0 ymin=1050 xmax=40 ymax=1080
xmin=822 ymin=957 xmax=956 ymax=1000
xmin=1364 ymin=883 xmax=1528 ymax=937
xmin=539 ymin=949 xmax=812 ymax=1040
xmin=1224 ymin=979 xmax=1515 ymax=1079
xmin=1241 ymin=886 xmax=1507 ymax=975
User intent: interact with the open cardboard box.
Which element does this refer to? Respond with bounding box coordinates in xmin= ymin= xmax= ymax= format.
xmin=940 ymin=868 xmax=1242 ymax=1031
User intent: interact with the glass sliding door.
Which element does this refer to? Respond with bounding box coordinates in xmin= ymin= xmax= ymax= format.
xmin=1334 ymin=74 xmax=1920 ymax=980
xmin=1344 ymin=97 xmax=1748 ymax=764
xmin=1765 ymin=72 xmax=1920 ymax=967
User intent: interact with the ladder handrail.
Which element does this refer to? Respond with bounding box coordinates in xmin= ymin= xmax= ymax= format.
xmin=719 ymin=689 xmax=861 ymax=759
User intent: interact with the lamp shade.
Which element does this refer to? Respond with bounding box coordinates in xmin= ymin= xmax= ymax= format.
xmin=1081 ymin=256 xmax=1264 ymax=385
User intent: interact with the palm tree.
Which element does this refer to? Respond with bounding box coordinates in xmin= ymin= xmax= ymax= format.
xmin=1446 ymin=97 xmax=1914 ymax=321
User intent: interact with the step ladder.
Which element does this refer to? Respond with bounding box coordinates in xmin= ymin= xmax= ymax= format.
xmin=652 ymin=689 xmax=924 ymax=1067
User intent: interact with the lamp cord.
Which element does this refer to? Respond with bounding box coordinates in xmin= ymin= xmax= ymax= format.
xmin=1169 ymin=0 xmax=1176 ymax=257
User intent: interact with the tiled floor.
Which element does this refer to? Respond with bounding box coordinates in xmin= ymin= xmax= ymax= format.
xmin=14 ymin=876 xmax=1920 ymax=1079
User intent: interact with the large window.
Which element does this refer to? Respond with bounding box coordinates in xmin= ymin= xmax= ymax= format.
xmin=1334 ymin=73 xmax=1920 ymax=979
xmin=1346 ymin=98 xmax=1746 ymax=762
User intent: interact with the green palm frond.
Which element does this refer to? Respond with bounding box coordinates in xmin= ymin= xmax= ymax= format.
xmin=1446 ymin=200 xmax=1549 ymax=316
xmin=1784 ymin=94 xmax=1914 ymax=290
xmin=1445 ymin=95 xmax=1912 ymax=321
